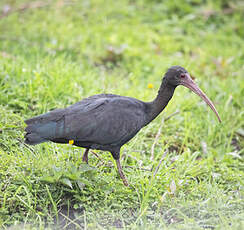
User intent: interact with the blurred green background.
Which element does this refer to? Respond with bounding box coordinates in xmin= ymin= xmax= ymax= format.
xmin=0 ymin=0 xmax=243 ymax=229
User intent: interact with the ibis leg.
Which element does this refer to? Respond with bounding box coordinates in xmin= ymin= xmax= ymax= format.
xmin=116 ymin=159 xmax=129 ymax=186
xmin=82 ymin=148 xmax=89 ymax=164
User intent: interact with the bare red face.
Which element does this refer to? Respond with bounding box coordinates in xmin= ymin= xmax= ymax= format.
xmin=180 ymin=73 xmax=221 ymax=123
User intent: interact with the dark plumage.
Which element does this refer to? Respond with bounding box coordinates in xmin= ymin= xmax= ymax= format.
xmin=25 ymin=66 xmax=221 ymax=186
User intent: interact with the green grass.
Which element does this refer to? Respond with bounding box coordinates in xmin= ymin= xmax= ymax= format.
xmin=0 ymin=0 xmax=244 ymax=229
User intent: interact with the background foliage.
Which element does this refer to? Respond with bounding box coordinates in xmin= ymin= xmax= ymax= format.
xmin=0 ymin=0 xmax=243 ymax=229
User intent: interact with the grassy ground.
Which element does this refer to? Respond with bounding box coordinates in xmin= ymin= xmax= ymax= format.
xmin=0 ymin=0 xmax=244 ymax=229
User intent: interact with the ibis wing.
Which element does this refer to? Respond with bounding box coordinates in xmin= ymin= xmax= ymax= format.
xmin=24 ymin=95 xmax=118 ymax=143
xmin=25 ymin=94 xmax=147 ymax=146
xmin=63 ymin=97 xmax=147 ymax=145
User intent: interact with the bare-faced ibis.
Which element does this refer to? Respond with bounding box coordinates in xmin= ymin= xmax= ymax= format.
xmin=24 ymin=66 xmax=221 ymax=186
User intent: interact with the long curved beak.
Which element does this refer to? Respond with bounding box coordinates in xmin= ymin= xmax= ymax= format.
xmin=180 ymin=74 xmax=221 ymax=123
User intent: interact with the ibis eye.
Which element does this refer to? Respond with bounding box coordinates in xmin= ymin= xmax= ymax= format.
xmin=180 ymin=74 xmax=185 ymax=79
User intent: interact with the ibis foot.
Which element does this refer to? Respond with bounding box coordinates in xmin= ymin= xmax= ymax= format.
xmin=82 ymin=148 xmax=89 ymax=164
xmin=116 ymin=159 xmax=129 ymax=186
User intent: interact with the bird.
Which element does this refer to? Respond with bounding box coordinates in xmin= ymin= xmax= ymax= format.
xmin=24 ymin=66 xmax=221 ymax=186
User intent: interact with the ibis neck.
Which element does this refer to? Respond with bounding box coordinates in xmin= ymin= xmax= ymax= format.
xmin=146 ymin=81 xmax=176 ymax=123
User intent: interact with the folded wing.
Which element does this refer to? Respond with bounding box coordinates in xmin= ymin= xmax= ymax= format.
xmin=25 ymin=94 xmax=147 ymax=147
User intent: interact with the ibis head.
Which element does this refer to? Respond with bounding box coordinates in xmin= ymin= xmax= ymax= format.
xmin=163 ymin=66 xmax=221 ymax=123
